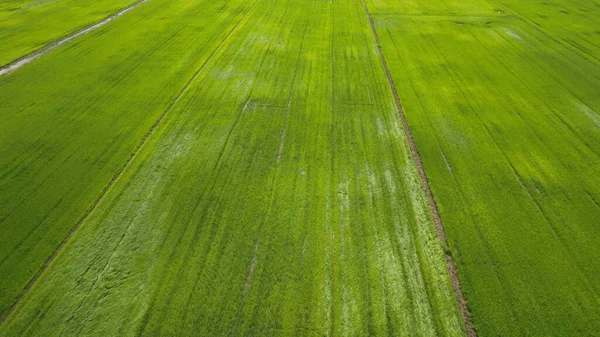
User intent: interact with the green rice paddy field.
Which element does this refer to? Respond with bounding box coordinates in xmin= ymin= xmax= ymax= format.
xmin=0 ymin=0 xmax=598 ymax=336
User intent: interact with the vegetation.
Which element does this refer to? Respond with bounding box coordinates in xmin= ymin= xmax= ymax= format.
xmin=1 ymin=0 xmax=598 ymax=335
xmin=369 ymin=0 xmax=600 ymax=335
xmin=0 ymin=0 xmax=258 ymax=316
xmin=0 ymin=0 xmax=139 ymax=65
xmin=1 ymin=0 xmax=466 ymax=335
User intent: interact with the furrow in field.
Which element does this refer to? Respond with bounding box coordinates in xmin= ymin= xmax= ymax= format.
xmin=0 ymin=0 xmax=148 ymax=76
xmin=1 ymin=0 xmax=467 ymax=335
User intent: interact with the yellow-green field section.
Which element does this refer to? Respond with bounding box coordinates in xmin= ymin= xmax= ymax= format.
xmin=1 ymin=0 xmax=466 ymax=335
xmin=0 ymin=0 xmax=599 ymax=335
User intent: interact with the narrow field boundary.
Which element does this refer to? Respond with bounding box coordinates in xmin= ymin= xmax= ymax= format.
xmin=0 ymin=0 xmax=262 ymax=324
xmin=0 ymin=0 xmax=149 ymax=76
xmin=360 ymin=1 xmax=478 ymax=336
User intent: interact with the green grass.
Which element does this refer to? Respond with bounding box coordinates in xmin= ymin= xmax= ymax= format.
xmin=369 ymin=0 xmax=600 ymax=335
xmin=0 ymin=0 xmax=139 ymax=65
xmin=0 ymin=0 xmax=467 ymax=335
xmin=2 ymin=0 xmax=599 ymax=335
xmin=0 ymin=0 xmax=260 ymax=316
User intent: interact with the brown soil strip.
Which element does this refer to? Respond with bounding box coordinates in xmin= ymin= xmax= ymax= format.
xmin=0 ymin=0 xmax=261 ymax=324
xmin=0 ymin=0 xmax=149 ymax=76
xmin=360 ymin=1 xmax=478 ymax=336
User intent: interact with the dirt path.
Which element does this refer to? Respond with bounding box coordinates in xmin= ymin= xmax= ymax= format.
xmin=0 ymin=0 xmax=262 ymax=324
xmin=360 ymin=1 xmax=478 ymax=336
xmin=0 ymin=0 xmax=149 ymax=76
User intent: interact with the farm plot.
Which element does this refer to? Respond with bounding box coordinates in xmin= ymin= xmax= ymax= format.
xmin=0 ymin=0 xmax=139 ymax=66
xmin=0 ymin=0 xmax=467 ymax=335
xmin=0 ymin=0 xmax=258 ymax=316
xmin=368 ymin=0 xmax=600 ymax=335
